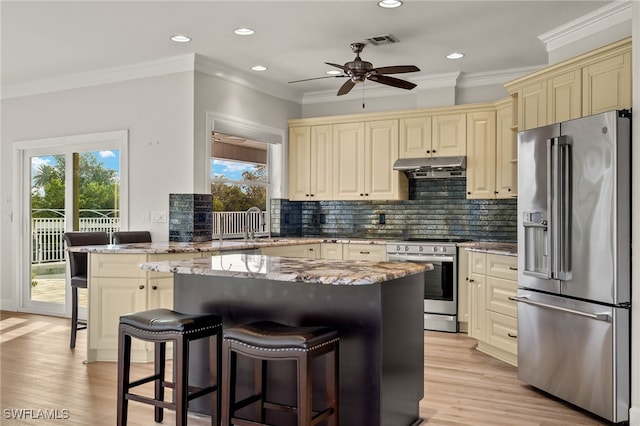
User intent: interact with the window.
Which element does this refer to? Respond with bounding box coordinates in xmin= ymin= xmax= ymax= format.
xmin=211 ymin=132 xmax=269 ymax=238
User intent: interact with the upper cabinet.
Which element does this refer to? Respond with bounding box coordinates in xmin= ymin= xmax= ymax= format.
xmin=466 ymin=110 xmax=496 ymax=199
xmin=506 ymin=38 xmax=631 ymax=131
xmin=399 ymin=113 xmax=466 ymax=158
xmin=333 ymin=119 xmax=407 ymax=200
xmin=288 ymin=125 xmax=333 ymax=201
xmin=495 ymin=98 xmax=518 ymax=198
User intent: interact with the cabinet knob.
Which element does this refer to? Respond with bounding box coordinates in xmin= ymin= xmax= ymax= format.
xmin=139 ymin=285 xmax=145 ymax=290
xmin=305 ymin=194 xmax=310 ymax=197
xmin=152 ymin=285 xmax=158 ymax=290
xmin=310 ymin=194 xmax=314 ymax=197
xmin=426 ymin=150 xmax=431 ymax=154
xmin=360 ymin=193 xmax=364 ymax=197
xmin=364 ymin=193 xmax=369 ymax=196
xmin=432 ymin=150 xmax=436 ymax=153
xmin=508 ymin=333 xmax=518 ymax=339
xmin=467 ymin=192 xmax=471 ymax=195
xmin=508 ymin=188 xmax=511 ymax=192
xmin=494 ymin=191 xmax=499 ymax=194
xmin=469 ymin=279 xmax=474 ymax=283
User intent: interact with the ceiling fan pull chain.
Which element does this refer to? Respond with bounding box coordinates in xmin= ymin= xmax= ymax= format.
xmin=362 ymin=80 xmax=365 ymax=109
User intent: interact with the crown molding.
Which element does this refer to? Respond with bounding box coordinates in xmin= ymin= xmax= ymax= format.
xmin=193 ymin=54 xmax=301 ymax=104
xmin=538 ymin=0 xmax=632 ymax=53
xmin=2 ymin=54 xmax=197 ymax=99
xmin=457 ymin=65 xmax=543 ymax=89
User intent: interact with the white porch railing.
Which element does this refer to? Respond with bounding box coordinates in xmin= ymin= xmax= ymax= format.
xmin=31 ymin=210 xmax=266 ymax=264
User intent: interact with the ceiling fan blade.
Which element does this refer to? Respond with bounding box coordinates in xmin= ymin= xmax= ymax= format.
xmin=288 ymin=75 xmax=346 ymax=83
xmin=325 ymin=62 xmax=348 ymax=72
xmin=337 ymin=79 xmax=356 ymax=96
xmin=373 ymin=65 xmax=420 ymax=75
xmin=368 ymin=74 xmax=417 ymax=90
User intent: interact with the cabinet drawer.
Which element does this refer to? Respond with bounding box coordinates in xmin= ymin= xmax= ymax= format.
xmin=486 ymin=310 xmax=518 ymax=356
xmin=343 ymin=244 xmax=387 ymax=261
xmin=487 ymin=276 xmax=517 ymax=317
xmin=469 ymin=251 xmax=486 ymax=274
xmin=91 ymin=254 xmax=147 ymax=278
xmin=487 ymin=254 xmax=517 ymax=280
xmin=321 ymin=243 xmax=343 ymax=259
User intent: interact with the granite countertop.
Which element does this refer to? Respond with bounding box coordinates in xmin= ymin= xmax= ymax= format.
xmin=66 ymin=237 xmax=390 ymax=254
xmin=140 ymin=254 xmax=431 ymax=285
xmin=458 ymin=241 xmax=517 ymax=256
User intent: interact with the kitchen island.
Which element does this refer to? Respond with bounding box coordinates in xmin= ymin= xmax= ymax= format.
xmin=140 ymin=253 xmax=430 ymax=426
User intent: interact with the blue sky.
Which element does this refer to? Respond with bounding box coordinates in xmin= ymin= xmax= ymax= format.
xmin=211 ymin=159 xmax=253 ymax=181
xmin=31 ymin=150 xmax=120 ymax=175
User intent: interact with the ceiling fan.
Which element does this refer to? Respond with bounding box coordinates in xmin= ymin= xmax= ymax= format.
xmin=289 ymin=42 xmax=420 ymax=96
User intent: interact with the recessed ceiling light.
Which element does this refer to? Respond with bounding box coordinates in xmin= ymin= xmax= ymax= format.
xmin=378 ymin=0 xmax=403 ymax=9
xmin=251 ymin=65 xmax=268 ymax=71
xmin=446 ymin=52 xmax=465 ymax=60
xmin=234 ymin=28 xmax=255 ymax=36
xmin=326 ymin=70 xmax=343 ymax=75
xmin=170 ymin=35 xmax=191 ymax=43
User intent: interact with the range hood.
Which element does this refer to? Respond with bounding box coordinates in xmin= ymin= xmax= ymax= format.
xmin=393 ymin=156 xmax=466 ymax=179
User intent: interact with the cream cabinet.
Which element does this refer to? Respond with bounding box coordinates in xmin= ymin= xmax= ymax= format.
xmin=506 ymin=38 xmax=631 ymax=131
xmin=260 ymin=243 xmax=320 ymax=259
xmin=495 ymin=98 xmax=518 ymax=198
xmin=321 ymin=243 xmax=343 ymax=259
xmin=457 ymin=248 xmax=469 ymax=333
xmin=466 ymin=110 xmax=496 ymax=199
xmin=467 ymin=251 xmax=518 ymax=367
xmin=399 ymin=113 xmax=466 ymax=158
xmin=342 ymin=244 xmax=387 ymax=261
xmin=582 ymin=49 xmax=632 ymax=116
xmin=87 ymin=252 xmax=203 ymax=363
xmin=289 ymin=125 xmax=333 ymax=201
xmin=333 ymin=120 xmax=407 ymax=201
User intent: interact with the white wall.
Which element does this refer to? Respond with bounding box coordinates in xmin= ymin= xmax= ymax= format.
xmin=0 ymin=72 xmax=195 ymax=309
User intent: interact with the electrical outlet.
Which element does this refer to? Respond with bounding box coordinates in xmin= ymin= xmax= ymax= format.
xmin=150 ymin=210 xmax=167 ymax=223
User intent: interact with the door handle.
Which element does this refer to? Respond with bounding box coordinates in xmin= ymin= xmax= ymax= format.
xmin=509 ymin=296 xmax=610 ymax=321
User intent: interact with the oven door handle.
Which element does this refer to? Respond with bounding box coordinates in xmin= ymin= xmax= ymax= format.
xmin=388 ymin=255 xmax=454 ymax=263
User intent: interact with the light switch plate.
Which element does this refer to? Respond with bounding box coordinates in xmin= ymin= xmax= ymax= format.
xmin=150 ymin=210 xmax=167 ymax=223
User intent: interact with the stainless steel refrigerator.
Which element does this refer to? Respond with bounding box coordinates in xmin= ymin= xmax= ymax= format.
xmin=515 ymin=110 xmax=631 ymax=423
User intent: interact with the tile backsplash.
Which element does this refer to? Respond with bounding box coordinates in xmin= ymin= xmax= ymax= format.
xmin=271 ymin=178 xmax=516 ymax=241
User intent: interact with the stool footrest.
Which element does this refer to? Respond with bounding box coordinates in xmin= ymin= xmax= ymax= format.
xmin=233 ymin=393 xmax=263 ymax=411
xmin=126 ymin=393 xmax=174 ymax=411
xmin=128 ymin=374 xmax=162 ymax=389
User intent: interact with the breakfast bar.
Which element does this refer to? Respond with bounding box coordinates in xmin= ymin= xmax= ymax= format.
xmin=140 ymin=253 xmax=429 ymax=426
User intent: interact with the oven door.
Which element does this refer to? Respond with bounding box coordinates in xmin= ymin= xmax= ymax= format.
xmin=387 ymin=254 xmax=457 ymax=315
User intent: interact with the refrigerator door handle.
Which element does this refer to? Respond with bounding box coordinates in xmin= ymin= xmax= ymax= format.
xmin=510 ymin=296 xmax=610 ymax=321
xmin=548 ymin=136 xmax=572 ymax=281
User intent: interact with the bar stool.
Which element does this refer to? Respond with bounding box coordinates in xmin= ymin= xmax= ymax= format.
xmin=117 ymin=309 xmax=223 ymax=426
xmin=221 ymin=321 xmax=339 ymax=426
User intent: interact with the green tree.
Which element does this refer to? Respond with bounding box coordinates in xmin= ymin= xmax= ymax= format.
xmin=31 ymin=153 xmax=119 ymax=218
xmin=211 ymin=165 xmax=267 ymax=212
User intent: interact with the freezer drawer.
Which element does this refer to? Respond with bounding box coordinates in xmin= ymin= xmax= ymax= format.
xmin=515 ymin=289 xmax=629 ymax=423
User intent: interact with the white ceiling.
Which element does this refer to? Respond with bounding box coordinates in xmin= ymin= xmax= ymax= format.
xmin=1 ymin=1 xmax=616 ymax=100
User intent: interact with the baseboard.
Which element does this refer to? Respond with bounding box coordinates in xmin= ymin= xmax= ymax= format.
xmin=629 ymin=406 xmax=640 ymax=426
xmin=0 ymin=298 xmax=18 ymax=311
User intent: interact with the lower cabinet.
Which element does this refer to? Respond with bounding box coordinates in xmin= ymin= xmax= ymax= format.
xmin=87 ymin=252 xmax=203 ymax=363
xmin=467 ymin=251 xmax=518 ymax=366
xmin=342 ymin=244 xmax=387 ymax=261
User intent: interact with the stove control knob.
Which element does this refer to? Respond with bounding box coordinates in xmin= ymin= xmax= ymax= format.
xmin=396 ymin=245 xmax=401 ymax=252
xmin=432 ymin=247 xmax=438 ymax=252
xmin=441 ymin=247 xmax=447 ymax=253
xmin=418 ymin=246 xmax=423 ymax=252
xmin=404 ymin=246 xmax=410 ymax=252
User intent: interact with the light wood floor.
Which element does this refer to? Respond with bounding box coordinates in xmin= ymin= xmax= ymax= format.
xmin=0 ymin=311 xmax=610 ymax=425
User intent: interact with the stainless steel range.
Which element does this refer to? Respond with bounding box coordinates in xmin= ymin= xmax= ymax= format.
xmin=386 ymin=239 xmax=462 ymax=332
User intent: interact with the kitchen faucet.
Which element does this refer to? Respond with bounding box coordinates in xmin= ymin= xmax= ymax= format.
xmin=244 ymin=206 xmax=262 ymax=240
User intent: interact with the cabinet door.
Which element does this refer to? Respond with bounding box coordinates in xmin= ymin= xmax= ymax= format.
xmin=468 ymin=272 xmax=486 ymax=341
xmin=495 ymin=101 xmax=517 ymax=198
xmin=582 ymin=51 xmax=632 ymax=115
xmin=89 ymin=277 xmax=147 ymax=353
xmin=519 ymin=80 xmax=547 ymax=131
xmin=466 ymin=111 xmax=496 ymax=199
xmin=333 ymin=122 xmax=365 ymax=200
xmin=457 ymin=249 xmax=470 ymax=328
xmin=288 ymin=126 xmax=311 ymax=201
xmin=547 ymin=69 xmax=581 ymax=124
xmin=399 ymin=116 xmax=432 ymax=158
xmin=321 ymin=243 xmax=343 ymax=259
xmin=486 ymin=276 xmax=517 ymax=318
xmin=310 ymin=125 xmax=333 ymax=200
xmin=343 ymin=244 xmax=387 ymax=261
xmin=431 ymin=113 xmax=466 ymax=157
xmin=365 ymin=119 xmax=402 ymax=200
xmin=148 ymin=277 xmax=174 ymax=310
xmin=485 ymin=310 xmax=518 ymax=362
xmin=261 ymin=244 xmax=318 ymax=258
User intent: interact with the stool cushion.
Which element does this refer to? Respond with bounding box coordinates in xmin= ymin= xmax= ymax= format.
xmin=224 ymin=320 xmax=338 ymax=350
xmin=120 ymin=309 xmax=221 ymax=333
